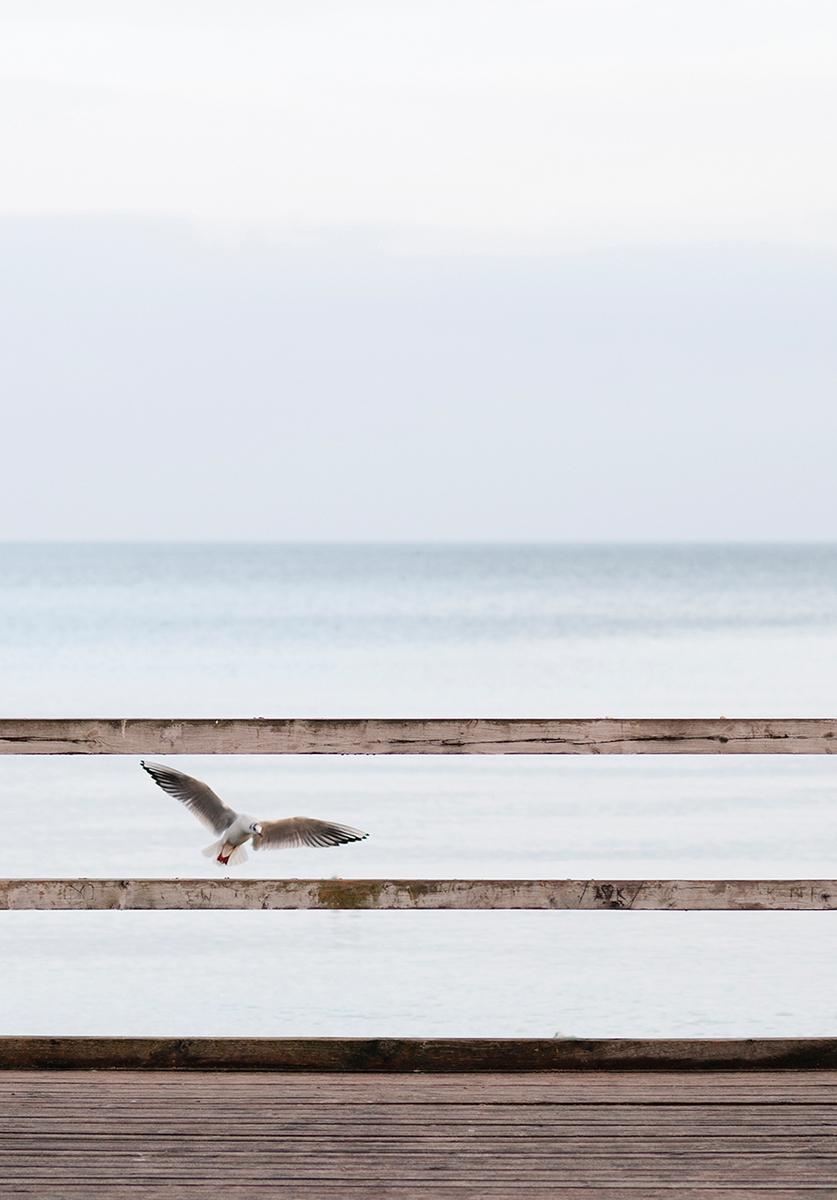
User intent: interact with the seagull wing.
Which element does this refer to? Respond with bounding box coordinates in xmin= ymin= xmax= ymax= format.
xmin=253 ymin=817 xmax=368 ymax=850
xmin=140 ymin=761 xmax=238 ymax=834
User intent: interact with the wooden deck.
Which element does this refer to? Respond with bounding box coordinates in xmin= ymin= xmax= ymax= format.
xmin=3 ymin=717 xmax=833 ymax=1194
xmin=2 ymin=1069 xmax=836 ymax=1198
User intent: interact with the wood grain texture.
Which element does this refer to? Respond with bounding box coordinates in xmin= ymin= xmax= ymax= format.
xmin=2 ymin=877 xmax=837 ymax=910
xmin=3 ymin=1039 xmax=837 ymax=1071
xmin=1 ymin=1070 xmax=836 ymax=1197
xmin=3 ymin=716 xmax=837 ymax=754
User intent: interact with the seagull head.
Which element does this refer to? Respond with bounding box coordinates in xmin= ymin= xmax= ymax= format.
xmin=249 ymin=821 xmax=263 ymax=836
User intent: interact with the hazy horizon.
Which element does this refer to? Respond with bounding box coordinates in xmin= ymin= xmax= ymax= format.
xmin=4 ymin=537 xmax=837 ymax=545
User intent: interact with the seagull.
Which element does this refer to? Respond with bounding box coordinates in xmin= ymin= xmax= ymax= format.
xmin=140 ymin=760 xmax=369 ymax=866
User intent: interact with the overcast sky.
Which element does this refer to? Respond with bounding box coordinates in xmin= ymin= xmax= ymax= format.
xmin=2 ymin=1 xmax=836 ymax=539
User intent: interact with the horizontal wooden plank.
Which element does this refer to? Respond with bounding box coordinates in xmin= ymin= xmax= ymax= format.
xmin=4 ymin=1169 xmax=832 ymax=1184
xmin=8 ymin=1143 xmax=837 ymax=1158
xmin=0 ymin=1192 xmax=798 ymax=1200
xmin=3 ymin=1152 xmax=836 ymax=1177
xmin=0 ymin=1192 xmax=823 ymax=1200
xmin=7 ymin=1120 xmax=836 ymax=1132
xmin=3 ymin=1156 xmax=835 ymax=1175
xmin=3 ymin=1038 xmax=837 ymax=1072
xmin=2 ymin=877 xmax=836 ymax=910
xmin=4 ymin=1132 xmax=835 ymax=1147
xmin=4 ymin=1102 xmax=837 ymax=1122
xmin=7 ymin=1073 xmax=837 ymax=1098
xmin=3 ymin=716 xmax=837 ymax=755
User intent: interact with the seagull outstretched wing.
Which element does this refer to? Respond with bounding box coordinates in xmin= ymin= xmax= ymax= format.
xmin=141 ymin=761 xmax=238 ymax=834
xmin=253 ymin=817 xmax=368 ymax=850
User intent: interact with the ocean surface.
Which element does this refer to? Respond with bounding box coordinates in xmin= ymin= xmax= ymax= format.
xmin=2 ymin=542 xmax=837 ymax=1037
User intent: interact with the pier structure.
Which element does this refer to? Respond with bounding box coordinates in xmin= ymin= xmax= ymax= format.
xmin=2 ymin=716 xmax=836 ymax=1197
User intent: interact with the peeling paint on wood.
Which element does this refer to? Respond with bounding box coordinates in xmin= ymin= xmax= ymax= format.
xmin=2 ymin=717 xmax=837 ymax=754
xmin=1 ymin=878 xmax=835 ymax=910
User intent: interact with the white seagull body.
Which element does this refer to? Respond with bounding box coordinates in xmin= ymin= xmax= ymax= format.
xmin=141 ymin=761 xmax=368 ymax=866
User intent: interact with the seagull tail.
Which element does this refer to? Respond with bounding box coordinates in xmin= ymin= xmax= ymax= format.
xmin=202 ymin=839 xmax=249 ymax=867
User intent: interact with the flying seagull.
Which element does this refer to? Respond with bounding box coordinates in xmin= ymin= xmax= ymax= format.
xmin=140 ymin=760 xmax=369 ymax=866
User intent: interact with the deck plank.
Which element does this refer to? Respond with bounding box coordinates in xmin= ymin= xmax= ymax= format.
xmin=1 ymin=1071 xmax=836 ymax=1197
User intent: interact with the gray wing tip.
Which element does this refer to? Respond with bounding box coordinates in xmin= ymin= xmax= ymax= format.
xmin=140 ymin=760 xmax=184 ymax=792
xmin=337 ymin=827 xmax=369 ymax=844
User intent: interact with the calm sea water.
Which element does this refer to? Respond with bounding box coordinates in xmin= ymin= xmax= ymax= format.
xmin=2 ymin=542 xmax=837 ymax=1037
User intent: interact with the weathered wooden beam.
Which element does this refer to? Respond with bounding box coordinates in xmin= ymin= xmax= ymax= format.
xmin=2 ymin=717 xmax=837 ymax=755
xmin=2 ymin=878 xmax=836 ymax=910
xmin=2 ymin=1036 xmax=837 ymax=1071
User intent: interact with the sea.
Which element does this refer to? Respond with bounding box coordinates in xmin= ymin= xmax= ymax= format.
xmin=2 ymin=542 xmax=837 ymax=1038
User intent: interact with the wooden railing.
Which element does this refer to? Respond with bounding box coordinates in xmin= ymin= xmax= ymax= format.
xmin=3 ymin=716 xmax=835 ymax=1069
xmin=3 ymin=878 xmax=837 ymax=910
xmin=2 ymin=717 xmax=836 ymax=914
xmin=3 ymin=716 xmax=837 ymax=754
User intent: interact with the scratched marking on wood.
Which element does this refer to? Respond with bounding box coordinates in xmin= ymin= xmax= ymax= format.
xmin=1 ymin=879 xmax=835 ymax=910
xmin=2 ymin=717 xmax=837 ymax=754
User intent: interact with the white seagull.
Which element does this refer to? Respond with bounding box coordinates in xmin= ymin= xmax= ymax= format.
xmin=141 ymin=760 xmax=369 ymax=866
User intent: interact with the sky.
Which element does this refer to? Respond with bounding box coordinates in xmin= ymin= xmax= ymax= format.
xmin=2 ymin=1 xmax=836 ymax=540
